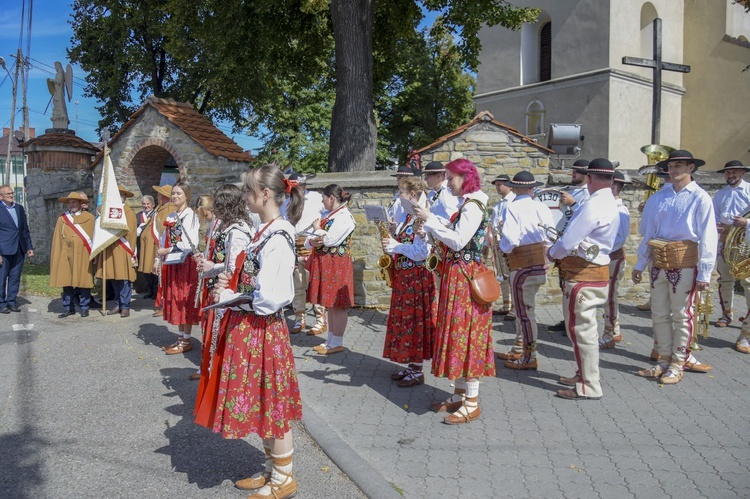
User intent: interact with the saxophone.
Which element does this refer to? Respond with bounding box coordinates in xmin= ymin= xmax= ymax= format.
xmin=376 ymin=220 xmax=394 ymax=287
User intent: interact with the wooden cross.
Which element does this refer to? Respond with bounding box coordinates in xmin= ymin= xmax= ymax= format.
xmin=622 ymin=18 xmax=691 ymax=145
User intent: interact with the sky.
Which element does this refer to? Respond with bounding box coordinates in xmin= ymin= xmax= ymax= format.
xmin=0 ymin=0 xmax=262 ymax=152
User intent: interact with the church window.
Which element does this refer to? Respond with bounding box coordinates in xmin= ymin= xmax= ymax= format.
xmin=539 ymin=23 xmax=552 ymax=82
xmin=525 ymin=100 xmax=545 ymax=137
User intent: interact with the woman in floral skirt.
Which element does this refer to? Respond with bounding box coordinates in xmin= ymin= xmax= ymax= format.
xmin=382 ymin=176 xmax=437 ymax=387
xmin=157 ymin=182 xmax=201 ymax=355
xmin=206 ymin=164 xmax=304 ymax=499
xmin=193 ymin=184 xmax=252 ymax=419
xmin=414 ymin=158 xmax=495 ymax=425
xmin=305 ymin=184 xmax=356 ymax=355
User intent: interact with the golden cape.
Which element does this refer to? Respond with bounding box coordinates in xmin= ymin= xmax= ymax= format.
xmin=49 ymin=211 xmax=96 ymax=288
xmin=96 ymin=204 xmax=137 ymax=281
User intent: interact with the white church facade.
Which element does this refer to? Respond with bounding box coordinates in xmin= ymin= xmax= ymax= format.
xmin=475 ymin=0 xmax=750 ymax=169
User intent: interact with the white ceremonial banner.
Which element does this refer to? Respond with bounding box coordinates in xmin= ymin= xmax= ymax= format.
xmin=89 ymin=150 xmax=129 ymax=261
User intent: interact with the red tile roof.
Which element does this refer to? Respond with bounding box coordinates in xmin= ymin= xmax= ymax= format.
xmin=412 ymin=110 xmax=554 ymax=155
xmin=24 ymin=131 xmax=100 ymax=152
xmin=93 ymin=96 xmax=253 ymax=166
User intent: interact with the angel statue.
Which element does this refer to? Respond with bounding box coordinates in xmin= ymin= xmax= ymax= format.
xmin=47 ymin=61 xmax=73 ymax=129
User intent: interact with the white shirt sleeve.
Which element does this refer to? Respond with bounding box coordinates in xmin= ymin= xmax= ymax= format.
xmin=175 ymin=210 xmax=200 ymax=251
xmin=424 ymin=201 xmax=482 ymax=252
xmin=386 ymin=234 xmax=430 ymax=262
xmin=320 ymin=211 xmax=356 ymax=247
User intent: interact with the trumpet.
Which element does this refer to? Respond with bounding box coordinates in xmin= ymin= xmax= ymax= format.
xmin=537 ymin=223 xmax=600 ymax=262
xmin=376 ymin=220 xmax=394 ymax=287
xmin=690 ymin=290 xmax=713 ymax=350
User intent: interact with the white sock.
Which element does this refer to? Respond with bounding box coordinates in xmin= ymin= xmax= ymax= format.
xmin=465 ymin=380 xmax=479 ymax=398
xmin=328 ymin=334 xmax=343 ymax=348
xmin=324 ymin=331 xmax=333 ymax=346
xmin=453 ymin=378 xmax=466 ymax=391
xmin=255 ymin=450 xmax=293 ymax=496
xmin=180 ymin=332 xmax=190 ymax=340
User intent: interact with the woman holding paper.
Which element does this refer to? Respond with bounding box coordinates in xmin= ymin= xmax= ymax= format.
xmin=381 ymin=176 xmax=436 ymax=387
xmin=157 ymin=182 xmax=201 ymax=355
xmin=206 ymin=164 xmax=304 ymax=498
xmin=413 ymin=158 xmax=494 ymax=425
xmin=305 ymin=184 xmax=356 ymax=355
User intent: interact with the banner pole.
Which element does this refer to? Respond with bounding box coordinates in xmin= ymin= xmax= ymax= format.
xmin=102 ymin=252 xmax=107 ymax=316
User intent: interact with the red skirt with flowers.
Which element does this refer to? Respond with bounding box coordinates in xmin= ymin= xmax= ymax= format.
xmin=161 ymin=259 xmax=200 ymax=325
xmin=383 ymin=265 xmax=436 ymax=363
xmin=306 ymin=251 xmax=354 ymax=308
xmin=207 ymin=310 xmax=303 ymax=439
xmin=431 ymin=259 xmax=495 ymax=379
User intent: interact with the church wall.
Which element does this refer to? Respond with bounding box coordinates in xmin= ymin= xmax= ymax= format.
xmin=610 ymin=0 xmax=685 ymax=88
xmin=475 ymin=76 xmax=611 ymax=161
xmin=608 ymin=74 xmax=683 ymax=167
xmin=477 ymin=0 xmax=611 ymax=94
xmin=681 ymin=0 xmax=750 ymax=167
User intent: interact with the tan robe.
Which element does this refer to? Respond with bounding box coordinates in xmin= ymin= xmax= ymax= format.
xmin=138 ymin=202 xmax=176 ymax=274
xmin=96 ymin=205 xmax=137 ymax=281
xmin=49 ymin=211 xmax=96 ymax=289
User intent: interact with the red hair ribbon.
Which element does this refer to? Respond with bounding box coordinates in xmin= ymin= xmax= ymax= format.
xmin=284 ymin=178 xmax=298 ymax=194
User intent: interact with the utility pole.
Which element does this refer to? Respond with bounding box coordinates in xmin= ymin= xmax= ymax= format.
xmin=3 ymin=49 xmax=21 ymax=186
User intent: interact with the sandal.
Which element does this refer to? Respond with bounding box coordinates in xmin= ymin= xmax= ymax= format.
xmin=161 ymin=339 xmax=181 ymax=351
xmin=637 ymin=364 xmax=666 ymax=378
xmin=443 ymin=399 xmax=481 ymax=425
xmin=599 ymin=336 xmax=616 ymax=350
xmin=429 ymin=393 xmax=464 ymax=413
xmin=659 ymin=368 xmax=683 ymax=385
xmin=390 ymin=364 xmax=418 ymax=381
xmin=556 ymin=388 xmax=601 ymax=401
xmin=715 ymin=316 xmax=731 ymax=328
xmin=558 ymin=374 xmax=580 ymax=386
xmin=165 ymin=340 xmax=192 ymax=355
xmin=398 ymin=371 xmax=424 ymax=388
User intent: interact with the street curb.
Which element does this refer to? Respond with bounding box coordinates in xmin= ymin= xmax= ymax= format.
xmin=300 ymin=394 xmax=403 ymax=499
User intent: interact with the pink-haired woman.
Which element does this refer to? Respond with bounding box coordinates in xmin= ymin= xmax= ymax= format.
xmin=414 ymin=158 xmax=495 ymax=425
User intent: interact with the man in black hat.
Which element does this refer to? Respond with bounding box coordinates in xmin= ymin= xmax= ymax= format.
xmin=712 ymin=160 xmax=750 ymax=337
xmin=488 ymin=174 xmax=515 ymax=317
xmin=496 ymin=171 xmax=555 ymax=370
xmin=549 ymin=159 xmax=620 ymax=400
xmin=423 ymin=161 xmax=458 ymax=225
xmin=599 ymin=171 xmax=631 ymax=349
xmin=633 ymin=150 xmax=717 ymax=384
xmin=283 ymin=172 xmax=328 ymax=335
xmin=559 ymin=159 xmax=591 ymax=213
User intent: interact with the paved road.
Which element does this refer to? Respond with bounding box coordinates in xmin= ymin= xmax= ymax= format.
xmin=0 ymin=295 xmax=363 ymax=499
xmin=2 ymin=289 xmax=750 ymax=498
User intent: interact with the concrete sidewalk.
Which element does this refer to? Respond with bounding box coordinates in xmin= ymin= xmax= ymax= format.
xmin=291 ymin=294 xmax=750 ymax=498
xmin=1 ymin=291 xmax=749 ymax=498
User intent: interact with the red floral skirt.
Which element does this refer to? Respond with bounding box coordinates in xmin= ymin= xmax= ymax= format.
xmin=204 ymin=311 xmax=303 ymax=439
xmin=431 ymin=259 xmax=495 ymax=379
xmin=306 ymin=251 xmax=354 ymax=308
xmin=161 ymin=259 xmax=200 ymax=325
xmin=383 ymin=266 xmax=436 ymax=363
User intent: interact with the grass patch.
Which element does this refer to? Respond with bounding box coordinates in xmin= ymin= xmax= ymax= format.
xmin=21 ymin=262 xmax=60 ymax=297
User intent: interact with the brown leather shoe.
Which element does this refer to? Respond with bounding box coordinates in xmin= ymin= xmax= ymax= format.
xmin=312 ymin=345 xmax=343 ymax=355
xmin=659 ymin=368 xmax=683 ymax=385
xmin=504 ymin=358 xmax=538 ymax=370
xmin=189 ymin=372 xmax=201 ymax=381
xmin=290 ymin=318 xmax=305 ymax=334
xmin=161 ymin=340 xmax=181 ymax=351
xmin=106 ymin=307 xmax=120 ymax=316
xmin=736 ymin=341 xmax=750 ymax=354
xmin=152 ymin=309 xmax=163 ymax=317
xmin=165 ymin=341 xmax=192 ymax=355
xmin=247 ymin=477 xmax=297 ymax=499
xmin=443 ymin=405 xmax=481 ymax=425
xmin=556 ymin=388 xmax=601 ymax=401
xmin=308 ymin=321 xmax=327 ymax=336
xmin=496 ymin=351 xmax=522 ymax=361
xmin=397 ymin=371 xmax=424 ymax=387
xmin=612 ymin=334 xmax=623 ymax=343
xmin=649 ymin=349 xmax=659 ymax=361
xmin=120 ymin=309 xmax=130 ymax=318
xmin=599 ymin=337 xmax=616 ymax=350
xmin=684 ymin=360 xmax=713 ymax=372
xmin=236 ymin=472 xmax=271 ymax=490
xmin=429 ymin=398 xmax=463 ymax=413
xmin=559 ymin=374 xmax=580 ymax=387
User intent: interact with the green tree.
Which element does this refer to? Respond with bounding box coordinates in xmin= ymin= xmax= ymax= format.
xmin=376 ymin=26 xmax=476 ymax=168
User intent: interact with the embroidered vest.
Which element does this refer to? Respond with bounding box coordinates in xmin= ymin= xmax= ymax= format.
xmin=395 ymin=215 xmax=425 ymax=270
xmin=318 ymin=217 xmax=353 ymax=257
xmin=234 ymin=230 xmax=296 ymax=299
xmin=444 ymin=199 xmax=488 ymax=264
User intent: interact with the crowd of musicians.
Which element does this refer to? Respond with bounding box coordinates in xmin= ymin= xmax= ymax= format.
xmin=43 ymin=151 xmax=750 ymax=498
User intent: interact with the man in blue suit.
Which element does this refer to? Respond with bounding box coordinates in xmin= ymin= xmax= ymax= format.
xmin=0 ymin=185 xmax=34 ymax=313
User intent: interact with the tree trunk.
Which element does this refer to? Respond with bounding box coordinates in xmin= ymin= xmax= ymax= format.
xmin=328 ymin=0 xmax=377 ymax=172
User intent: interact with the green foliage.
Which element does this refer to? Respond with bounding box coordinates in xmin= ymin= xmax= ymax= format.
xmin=68 ymin=0 xmax=537 ymax=169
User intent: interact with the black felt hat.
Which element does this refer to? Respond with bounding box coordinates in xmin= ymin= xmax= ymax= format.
xmin=423 ymin=161 xmax=445 ymax=174
xmin=716 ymin=160 xmax=749 ymax=173
xmin=613 ymin=171 xmax=631 ymax=184
xmin=586 ymin=158 xmax=616 ymax=176
xmin=572 ymin=159 xmax=590 ymax=175
xmin=491 ymin=174 xmax=511 ymax=185
xmin=505 ymin=171 xmax=544 ymax=189
xmin=656 ymin=149 xmax=705 ymax=170
xmin=390 ymin=165 xmax=416 ymax=177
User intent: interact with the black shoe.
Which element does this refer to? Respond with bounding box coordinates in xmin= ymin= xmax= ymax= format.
xmin=143 ymin=293 xmax=154 ymax=299
xmin=8 ymin=305 xmax=21 ymax=312
xmin=0 ymin=307 xmax=9 ymax=314
xmin=548 ymin=320 xmax=566 ymax=332
xmin=80 ymin=310 xmax=89 ymax=317
xmin=58 ymin=310 xmax=74 ymax=318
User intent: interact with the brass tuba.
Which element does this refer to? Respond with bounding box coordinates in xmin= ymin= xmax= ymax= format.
xmin=376 ymin=220 xmax=394 ymax=287
xmin=640 ymin=144 xmax=675 ymax=201
xmin=724 ymin=210 xmax=750 ymax=279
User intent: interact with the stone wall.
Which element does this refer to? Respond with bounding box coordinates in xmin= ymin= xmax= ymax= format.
xmin=95 ymin=107 xmax=251 ymax=208
xmin=418 ymin=120 xmax=551 ymax=177
xmin=306 ymin=169 xmax=728 ymax=308
xmin=25 ymin=169 xmax=94 ymax=264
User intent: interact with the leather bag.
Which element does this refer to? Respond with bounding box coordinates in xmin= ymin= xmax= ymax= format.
xmin=458 ymin=261 xmax=501 ymax=306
